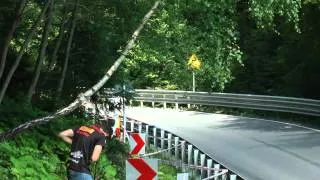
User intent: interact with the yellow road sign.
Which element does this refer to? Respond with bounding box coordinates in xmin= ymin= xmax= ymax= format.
xmin=188 ymin=54 xmax=201 ymax=70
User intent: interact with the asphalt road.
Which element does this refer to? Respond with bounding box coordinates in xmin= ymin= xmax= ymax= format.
xmin=125 ymin=107 xmax=320 ymax=180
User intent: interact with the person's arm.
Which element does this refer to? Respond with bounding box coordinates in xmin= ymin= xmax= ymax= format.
xmin=91 ymin=145 xmax=103 ymax=162
xmin=58 ymin=129 xmax=74 ymax=144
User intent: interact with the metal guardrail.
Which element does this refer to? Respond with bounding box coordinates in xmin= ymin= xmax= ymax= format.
xmin=133 ymin=89 xmax=320 ymax=116
xmin=124 ymin=117 xmax=238 ymax=180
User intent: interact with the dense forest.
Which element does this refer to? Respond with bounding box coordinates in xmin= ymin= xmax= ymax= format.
xmin=0 ymin=0 xmax=320 ymax=179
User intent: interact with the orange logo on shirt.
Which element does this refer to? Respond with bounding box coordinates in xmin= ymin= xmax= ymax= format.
xmin=79 ymin=126 xmax=95 ymax=134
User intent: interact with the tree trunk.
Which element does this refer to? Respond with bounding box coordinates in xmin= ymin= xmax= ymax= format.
xmin=27 ymin=0 xmax=54 ymax=102
xmin=0 ymin=0 xmax=27 ymax=80
xmin=49 ymin=7 xmax=68 ymax=71
xmin=39 ymin=11 xmax=69 ymax=87
xmin=0 ymin=0 xmax=161 ymax=141
xmin=56 ymin=0 xmax=79 ymax=100
xmin=0 ymin=0 xmax=52 ymax=104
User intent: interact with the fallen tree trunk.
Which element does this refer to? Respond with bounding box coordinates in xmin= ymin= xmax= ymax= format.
xmin=0 ymin=0 xmax=161 ymax=142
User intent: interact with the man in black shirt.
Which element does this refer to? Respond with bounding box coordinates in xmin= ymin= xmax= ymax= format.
xmin=59 ymin=124 xmax=107 ymax=180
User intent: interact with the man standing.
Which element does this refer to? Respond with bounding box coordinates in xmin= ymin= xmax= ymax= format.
xmin=59 ymin=124 xmax=107 ymax=180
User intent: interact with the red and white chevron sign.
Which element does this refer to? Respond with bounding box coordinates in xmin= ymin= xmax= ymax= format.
xmin=129 ymin=133 xmax=145 ymax=155
xmin=126 ymin=158 xmax=158 ymax=180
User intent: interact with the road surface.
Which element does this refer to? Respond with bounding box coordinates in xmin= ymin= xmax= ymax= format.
xmin=126 ymin=107 xmax=320 ymax=180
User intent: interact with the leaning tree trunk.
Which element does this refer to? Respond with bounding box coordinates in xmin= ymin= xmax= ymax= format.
xmin=0 ymin=0 xmax=161 ymax=141
xmin=27 ymin=0 xmax=55 ymax=102
xmin=0 ymin=0 xmax=51 ymax=104
xmin=56 ymin=0 xmax=79 ymax=100
xmin=0 ymin=0 xmax=27 ymax=80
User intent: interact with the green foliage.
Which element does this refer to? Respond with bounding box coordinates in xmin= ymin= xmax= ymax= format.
xmin=0 ymin=99 xmax=128 ymax=179
xmin=158 ymin=164 xmax=179 ymax=180
xmin=249 ymin=0 xmax=301 ymax=31
xmin=92 ymin=155 xmax=118 ymax=180
xmin=105 ymin=138 xmax=130 ymax=179
xmin=122 ymin=0 xmax=242 ymax=91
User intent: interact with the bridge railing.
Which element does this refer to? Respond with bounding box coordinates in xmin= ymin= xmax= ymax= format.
xmin=133 ymin=89 xmax=320 ymax=116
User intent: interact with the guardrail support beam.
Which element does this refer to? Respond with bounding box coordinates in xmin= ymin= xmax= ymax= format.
xmin=152 ymin=94 xmax=155 ymax=108
xmin=187 ymin=145 xmax=193 ymax=165
xmin=163 ymin=94 xmax=167 ymax=108
xmin=138 ymin=123 xmax=142 ymax=133
xmin=207 ymin=159 xmax=213 ymax=177
xmin=175 ymin=95 xmax=179 ymax=110
xmin=160 ymin=130 xmax=165 ymax=150
xmin=230 ymin=174 xmax=237 ymax=180
xmin=194 ymin=149 xmax=199 ymax=166
xmin=200 ymin=154 xmax=206 ymax=178
xmin=145 ymin=125 xmax=149 ymax=146
xmin=214 ymin=164 xmax=220 ymax=180
xmin=181 ymin=141 xmax=186 ymax=163
xmin=130 ymin=121 xmax=134 ymax=132
xmin=174 ymin=137 xmax=179 ymax=160
xmin=167 ymin=133 xmax=172 ymax=156
xmin=153 ymin=127 xmax=157 ymax=149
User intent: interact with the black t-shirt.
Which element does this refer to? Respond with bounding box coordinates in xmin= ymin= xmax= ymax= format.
xmin=68 ymin=125 xmax=106 ymax=174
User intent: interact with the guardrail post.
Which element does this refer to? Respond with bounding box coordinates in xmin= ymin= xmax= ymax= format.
xmin=214 ymin=164 xmax=220 ymax=180
xmin=187 ymin=145 xmax=193 ymax=165
xmin=193 ymin=149 xmax=199 ymax=178
xmin=163 ymin=94 xmax=167 ymax=108
xmin=167 ymin=133 xmax=172 ymax=156
xmin=230 ymin=174 xmax=237 ymax=180
xmin=187 ymin=96 xmax=191 ymax=109
xmin=174 ymin=137 xmax=179 ymax=160
xmin=222 ymin=173 xmax=227 ymax=180
xmin=193 ymin=149 xmax=199 ymax=166
xmin=152 ymin=94 xmax=155 ymax=108
xmin=138 ymin=123 xmax=142 ymax=134
xmin=145 ymin=125 xmax=149 ymax=146
xmin=130 ymin=120 xmax=134 ymax=132
xmin=207 ymin=159 xmax=213 ymax=177
xmin=174 ymin=137 xmax=180 ymax=168
xmin=160 ymin=130 xmax=165 ymax=150
xmin=200 ymin=154 xmax=205 ymax=178
xmin=140 ymin=101 xmax=143 ymax=107
xmin=181 ymin=141 xmax=186 ymax=163
xmin=175 ymin=95 xmax=179 ymax=110
xmin=153 ymin=127 xmax=157 ymax=149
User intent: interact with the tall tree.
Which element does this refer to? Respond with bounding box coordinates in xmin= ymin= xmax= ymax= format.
xmin=0 ymin=0 xmax=27 ymax=80
xmin=56 ymin=0 xmax=78 ymax=99
xmin=0 ymin=0 xmax=52 ymax=104
xmin=27 ymin=0 xmax=55 ymax=102
xmin=49 ymin=3 xmax=68 ymax=71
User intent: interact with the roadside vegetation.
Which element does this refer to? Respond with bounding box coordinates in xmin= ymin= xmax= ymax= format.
xmin=1 ymin=0 xmax=319 ymax=179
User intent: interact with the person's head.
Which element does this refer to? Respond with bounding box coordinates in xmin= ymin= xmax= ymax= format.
xmin=92 ymin=120 xmax=114 ymax=139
